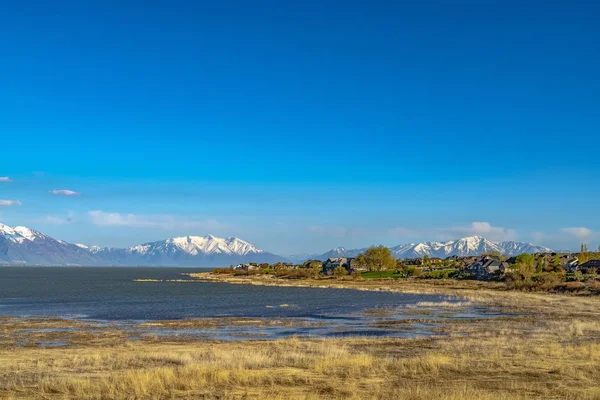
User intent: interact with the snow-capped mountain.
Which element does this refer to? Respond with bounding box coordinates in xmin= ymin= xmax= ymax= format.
xmin=309 ymin=236 xmax=554 ymax=261
xmin=0 ymin=223 xmax=102 ymax=265
xmin=0 ymin=224 xmax=285 ymax=266
xmin=90 ymin=235 xmax=284 ymax=267
xmin=0 ymin=223 xmax=556 ymax=266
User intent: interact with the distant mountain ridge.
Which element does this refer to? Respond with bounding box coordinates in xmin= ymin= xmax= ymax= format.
xmin=0 ymin=223 xmax=285 ymax=266
xmin=297 ymin=236 xmax=554 ymax=262
xmin=1 ymin=223 xmax=556 ymax=266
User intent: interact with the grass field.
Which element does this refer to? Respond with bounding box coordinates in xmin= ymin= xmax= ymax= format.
xmin=2 ymin=276 xmax=600 ymax=399
xmin=360 ymin=270 xmax=404 ymax=279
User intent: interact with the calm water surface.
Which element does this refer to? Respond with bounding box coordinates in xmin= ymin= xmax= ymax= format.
xmin=0 ymin=267 xmax=458 ymax=319
xmin=0 ymin=267 xmax=500 ymax=340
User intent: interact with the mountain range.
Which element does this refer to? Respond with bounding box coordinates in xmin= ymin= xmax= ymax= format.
xmin=1 ymin=223 xmax=555 ymax=267
xmin=287 ymin=236 xmax=554 ymax=263
xmin=0 ymin=224 xmax=285 ymax=266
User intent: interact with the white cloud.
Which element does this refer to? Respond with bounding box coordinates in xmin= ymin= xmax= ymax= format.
xmin=49 ymin=189 xmax=81 ymax=197
xmin=88 ymin=210 xmax=227 ymax=231
xmin=457 ymin=222 xmax=519 ymax=241
xmin=0 ymin=200 xmax=22 ymax=207
xmin=42 ymin=212 xmax=76 ymax=225
xmin=0 ymin=177 xmax=11 ymax=182
xmin=388 ymin=222 xmax=519 ymax=242
xmin=561 ymin=227 xmax=593 ymax=240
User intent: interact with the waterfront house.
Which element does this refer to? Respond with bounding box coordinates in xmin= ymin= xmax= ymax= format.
xmin=468 ymin=256 xmax=507 ymax=277
xmin=234 ymin=263 xmax=259 ymax=271
xmin=322 ymin=257 xmax=355 ymax=274
xmin=580 ymin=259 xmax=600 ymax=272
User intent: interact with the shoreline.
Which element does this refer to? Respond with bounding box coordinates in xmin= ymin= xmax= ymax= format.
xmin=3 ymin=274 xmax=600 ymax=398
xmin=186 ymin=272 xmax=600 ymax=318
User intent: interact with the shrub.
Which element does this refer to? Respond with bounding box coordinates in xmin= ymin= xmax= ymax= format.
xmin=400 ymin=265 xmax=419 ymax=277
xmin=275 ymin=269 xmax=312 ymax=279
xmin=420 ymin=269 xmax=456 ymax=279
xmin=333 ymin=266 xmax=349 ymax=278
xmin=213 ymin=267 xmax=234 ymax=274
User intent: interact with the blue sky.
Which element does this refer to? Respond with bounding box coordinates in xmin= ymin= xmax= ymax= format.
xmin=1 ymin=0 xmax=599 ymax=254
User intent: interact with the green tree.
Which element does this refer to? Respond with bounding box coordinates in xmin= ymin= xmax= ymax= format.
xmin=535 ymin=257 xmax=545 ymax=273
xmin=553 ymin=255 xmax=560 ymax=271
xmin=579 ymin=243 xmax=591 ymax=264
xmin=514 ymin=253 xmax=536 ymax=281
xmin=423 ymin=255 xmax=430 ymax=266
xmin=358 ymin=247 xmax=396 ymax=272
xmin=333 ymin=266 xmax=348 ymax=278
xmin=305 ymin=260 xmax=322 ymax=276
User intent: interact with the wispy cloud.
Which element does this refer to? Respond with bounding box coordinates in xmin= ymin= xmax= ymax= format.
xmin=49 ymin=189 xmax=81 ymax=197
xmin=42 ymin=216 xmax=70 ymax=225
xmin=388 ymin=222 xmax=519 ymax=242
xmin=88 ymin=210 xmax=228 ymax=231
xmin=41 ymin=212 xmax=76 ymax=225
xmin=561 ymin=227 xmax=594 ymax=240
xmin=308 ymin=221 xmax=519 ymax=242
xmin=0 ymin=200 xmax=22 ymax=206
xmin=0 ymin=177 xmax=11 ymax=182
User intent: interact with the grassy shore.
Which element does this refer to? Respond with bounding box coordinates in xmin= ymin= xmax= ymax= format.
xmin=2 ymin=275 xmax=600 ymax=399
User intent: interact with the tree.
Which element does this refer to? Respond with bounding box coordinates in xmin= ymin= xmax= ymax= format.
xmin=423 ymin=255 xmax=430 ymax=266
xmin=354 ymin=253 xmax=367 ymax=268
xmin=333 ymin=266 xmax=348 ymax=278
xmin=535 ymin=257 xmax=545 ymax=273
xmin=514 ymin=253 xmax=536 ymax=281
xmin=579 ymin=243 xmax=592 ymax=264
xmin=551 ymin=255 xmax=561 ymax=272
xmin=305 ymin=260 xmax=323 ymax=276
xmin=357 ymin=247 xmax=396 ymax=272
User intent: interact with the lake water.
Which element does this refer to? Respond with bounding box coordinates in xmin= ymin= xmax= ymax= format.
xmin=0 ymin=267 xmax=502 ymax=340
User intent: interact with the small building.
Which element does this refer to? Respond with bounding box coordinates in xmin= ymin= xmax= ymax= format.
xmin=468 ymin=256 xmax=508 ymax=277
xmin=565 ymin=258 xmax=580 ymax=272
xmin=322 ymin=257 xmax=355 ymax=274
xmin=580 ymin=260 xmax=600 ymax=272
xmin=234 ymin=263 xmax=259 ymax=271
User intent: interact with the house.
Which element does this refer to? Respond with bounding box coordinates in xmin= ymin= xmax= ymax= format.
xmin=428 ymin=257 xmax=443 ymax=265
xmin=580 ymin=260 xmax=600 ymax=272
xmin=565 ymin=258 xmax=580 ymax=272
xmin=468 ymin=256 xmax=508 ymax=277
xmin=322 ymin=257 xmax=355 ymax=274
xmin=233 ymin=263 xmax=259 ymax=271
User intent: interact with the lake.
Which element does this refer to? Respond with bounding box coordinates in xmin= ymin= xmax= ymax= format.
xmin=0 ymin=267 xmax=502 ymax=340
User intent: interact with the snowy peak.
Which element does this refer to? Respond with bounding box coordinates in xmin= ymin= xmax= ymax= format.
xmin=0 ymin=223 xmax=48 ymax=243
xmin=391 ymin=236 xmax=552 ymax=258
xmin=313 ymin=236 xmax=554 ymax=261
xmin=0 ymin=224 xmax=282 ymax=266
xmin=129 ymin=234 xmax=263 ymax=257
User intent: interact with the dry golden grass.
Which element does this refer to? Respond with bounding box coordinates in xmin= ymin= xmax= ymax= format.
xmin=2 ymin=277 xmax=600 ymax=399
xmin=2 ymin=314 xmax=600 ymax=399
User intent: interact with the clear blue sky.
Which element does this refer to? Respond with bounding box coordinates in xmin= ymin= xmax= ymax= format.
xmin=1 ymin=0 xmax=599 ymax=253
